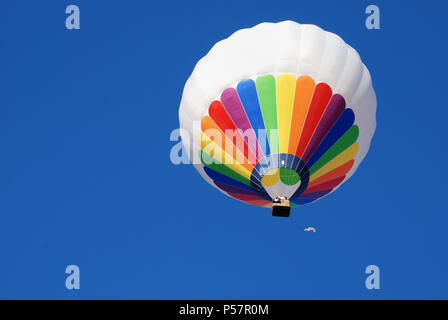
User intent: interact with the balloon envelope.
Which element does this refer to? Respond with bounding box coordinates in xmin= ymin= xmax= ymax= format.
xmin=179 ymin=21 xmax=376 ymax=208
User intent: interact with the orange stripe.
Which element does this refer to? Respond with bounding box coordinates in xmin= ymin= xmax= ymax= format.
xmin=288 ymin=76 xmax=316 ymax=154
xmin=201 ymin=116 xmax=255 ymax=171
xmin=295 ymin=83 xmax=332 ymax=157
xmin=308 ymin=160 xmax=354 ymax=187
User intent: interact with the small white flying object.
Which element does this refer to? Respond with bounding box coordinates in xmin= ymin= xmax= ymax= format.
xmin=304 ymin=227 xmax=316 ymax=233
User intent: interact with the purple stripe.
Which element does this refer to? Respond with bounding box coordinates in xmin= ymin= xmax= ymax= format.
xmin=302 ymin=94 xmax=346 ymax=162
xmin=296 ymin=189 xmax=333 ymax=199
xmin=214 ymin=181 xmax=256 ymax=196
xmin=221 ymin=88 xmax=259 ymax=157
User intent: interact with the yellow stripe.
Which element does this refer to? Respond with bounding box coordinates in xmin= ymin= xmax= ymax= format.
xmin=310 ymin=143 xmax=359 ymax=181
xmin=276 ymin=73 xmax=296 ymax=154
xmin=199 ymin=133 xmax=252 ymax=180
xmin=261 ymin=168 xmax=280 ymax=187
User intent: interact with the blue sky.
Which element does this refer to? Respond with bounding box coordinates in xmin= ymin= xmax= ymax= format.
xmin=1 ymin=0 xmax=447 ymax=299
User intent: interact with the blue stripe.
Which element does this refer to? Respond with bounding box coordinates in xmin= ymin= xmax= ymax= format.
xmin=204 ymin=167 xmax=271 ymax=200
xmin=237 ymin=79 xmax=271 ymax=155
xmin=204 ymin=167 xmax=253 ymax=191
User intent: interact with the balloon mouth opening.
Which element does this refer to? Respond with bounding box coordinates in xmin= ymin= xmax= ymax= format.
xmin=249 ymin=153 xmax=310 ymax=201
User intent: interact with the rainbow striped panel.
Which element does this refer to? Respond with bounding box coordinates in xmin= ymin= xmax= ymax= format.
xmin=199 ymin=73 xmax=360 ymax=207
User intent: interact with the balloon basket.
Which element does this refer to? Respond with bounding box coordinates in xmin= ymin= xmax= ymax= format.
xmin=272 ymin=199 xmax=290 ymax=218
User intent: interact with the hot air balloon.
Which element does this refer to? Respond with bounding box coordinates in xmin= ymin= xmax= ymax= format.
xmin=178 ymin=21 xmax=376 ymax=217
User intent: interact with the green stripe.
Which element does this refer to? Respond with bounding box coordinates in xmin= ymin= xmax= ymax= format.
xmin=310 ymin=125 xmax=359 ymax=175
xmin=280 ymin=168 xmax=300 ymax=186
xmin=256 ymin=75 xmax=278 ymax=154
xmin=200 ymin=151 xmax=252 ymax=186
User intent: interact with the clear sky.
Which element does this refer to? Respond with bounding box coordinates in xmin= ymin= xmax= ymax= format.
xmin=1 ymin=0 xmax=447 ymax=299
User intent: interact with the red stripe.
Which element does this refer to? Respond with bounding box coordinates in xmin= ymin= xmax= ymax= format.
xmin=303 ymin=176 xmax=345 ymax=194
xmin=295 ymin=83 xmax=333 ymax=157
